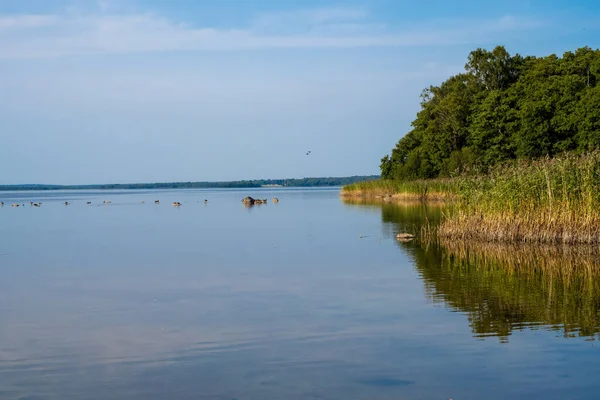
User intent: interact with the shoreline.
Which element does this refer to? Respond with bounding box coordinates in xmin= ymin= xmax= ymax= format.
xmin=339 ymin=190 xmax=455 ymax=203
xmin=342 ymin=152 xmax=600 ymax=245
xmin=0 ymin=175 xmax=379 ymax=192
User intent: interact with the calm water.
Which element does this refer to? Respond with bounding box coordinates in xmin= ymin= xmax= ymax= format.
xmin=1 ymin=188 xmax=599 ymax=400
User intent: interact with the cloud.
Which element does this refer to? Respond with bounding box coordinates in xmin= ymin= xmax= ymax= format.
xmin=0 ymin=14 xmax=57 ymax=29
xmin=97 ymin=0 xmax=111 ymax=12
xmin=251 ymin=7 xmax=369 ymax=33
xmin=0 ymin=8 xmax=544 ymax=59
xmin=493 ymin=15 xmax=543 ymax=31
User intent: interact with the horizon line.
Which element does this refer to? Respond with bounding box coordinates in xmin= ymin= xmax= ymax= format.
xmin=0 ymin=174 xmax=380 ymax=188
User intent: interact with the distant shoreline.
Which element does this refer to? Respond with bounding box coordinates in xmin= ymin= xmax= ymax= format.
xmin=0 ymin=175 xmax=379 ymax=191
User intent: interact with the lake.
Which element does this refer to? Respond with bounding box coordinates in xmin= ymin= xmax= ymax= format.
xmin=1 ymin=188 xmax=599 ymax=400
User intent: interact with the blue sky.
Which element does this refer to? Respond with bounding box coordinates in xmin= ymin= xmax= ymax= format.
xmin=0 ymin=0 xmax=599 ymax=184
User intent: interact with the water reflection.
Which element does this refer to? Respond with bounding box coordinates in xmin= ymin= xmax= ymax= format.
xmin=344 ymin=199 xmax=600 ymax=342
xmin=1 ymin=190 xmax=599 ymax=399
xmin=412 ymin=243 xmax=600 ymax=342
xmin=342 ymin=198 xmax=445 ymax=240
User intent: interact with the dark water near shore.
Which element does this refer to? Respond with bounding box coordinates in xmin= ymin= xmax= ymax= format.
xmin=1 ymin=189 xmax=599 ymax=400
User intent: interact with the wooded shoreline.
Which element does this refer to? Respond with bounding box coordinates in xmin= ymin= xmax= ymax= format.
xmin=353 ymin=45 xmax=600 ymax=244
xmin=0 ymin=175 xmax=378 ymax=191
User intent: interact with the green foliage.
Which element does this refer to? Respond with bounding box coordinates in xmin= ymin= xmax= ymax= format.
xmin=381 ymin=46 xmax=600 ymax=179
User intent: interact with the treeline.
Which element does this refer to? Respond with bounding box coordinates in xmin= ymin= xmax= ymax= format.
xmin=0 ymin=175 xmax=379 ymax=191
xmin=381 ymin=46 xmax=600 ymax=179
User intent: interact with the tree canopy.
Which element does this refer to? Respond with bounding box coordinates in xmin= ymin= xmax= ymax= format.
xmin=381 ymin=46 xmax=600 ymax=179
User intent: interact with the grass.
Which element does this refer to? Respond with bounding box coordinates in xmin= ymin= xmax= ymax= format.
xmin=344 ymin=151 xmax=600 ymax=244
xmin=439 ymin=151 xmax=600 ymax=244
xmin=341 ymin=178 xmax=460 ymax=202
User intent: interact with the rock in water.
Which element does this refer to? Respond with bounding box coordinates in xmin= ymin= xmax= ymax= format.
xmin=396 ymin=233 xmax=415 ymax=242
xmin=242 ymin=196 xmax=256 ymax=204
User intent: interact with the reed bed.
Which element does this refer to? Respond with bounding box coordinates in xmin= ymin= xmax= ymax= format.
xmin=439 ymin=151 xmax=600 ymax=244
xmin=341 ymin=178 xmax=460 ymax=202
xmin=341 ymin=196 xmax=450 ymax=209
xmin=342 ymin=151 xmax=600 ymax=243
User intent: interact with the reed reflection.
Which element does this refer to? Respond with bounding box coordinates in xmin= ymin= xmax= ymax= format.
xmin=344 ymin=198 xmax=600 ymax=342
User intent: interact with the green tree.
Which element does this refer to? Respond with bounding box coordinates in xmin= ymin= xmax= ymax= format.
xmin=381 ymin=46 xmax=600 ymax=179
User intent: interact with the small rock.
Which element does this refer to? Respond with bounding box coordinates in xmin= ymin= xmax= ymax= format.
xmin=396 ymin=233 xmax=415 ymax=242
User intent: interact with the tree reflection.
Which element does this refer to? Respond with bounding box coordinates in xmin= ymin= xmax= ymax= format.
xmin=410 ymin=243 xmax=600 ymax=342
xmin=344 ymin=199 xmax=600 ymax=342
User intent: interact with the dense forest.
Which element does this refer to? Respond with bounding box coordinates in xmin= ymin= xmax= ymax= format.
xmin=0 ymin=176 xmax=378 ymax=191
xmin=381 ymin=46 xmax=600 ymax=179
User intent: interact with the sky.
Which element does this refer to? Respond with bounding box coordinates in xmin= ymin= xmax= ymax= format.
xmin=0 ymin=0 xmax=599 ymax=184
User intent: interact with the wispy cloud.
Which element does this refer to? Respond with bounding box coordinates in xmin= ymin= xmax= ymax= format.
xmin=0 ymin=14 xmax=57 ymax=29
xmin=251 ymin=7 xmax=369 ymax=33
xmin=494 ymin=15 xmax=543 ymax=30
xmin=97 ymin=0 xmax=111 ymax=12
xmin=0 ymin=7 xmax=544 ymax=59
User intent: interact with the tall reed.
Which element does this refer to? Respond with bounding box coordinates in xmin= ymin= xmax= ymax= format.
xmin=341 ymin=178 xmax=461 ymax=202
xmin=439 ymin=151 xmax=600 ymax=244
xmin=342 ymin=151 xmax=600 ymax=243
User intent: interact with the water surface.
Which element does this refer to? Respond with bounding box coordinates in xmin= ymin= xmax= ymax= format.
xmin=1 ymin=189 xmax=599 ymax=399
